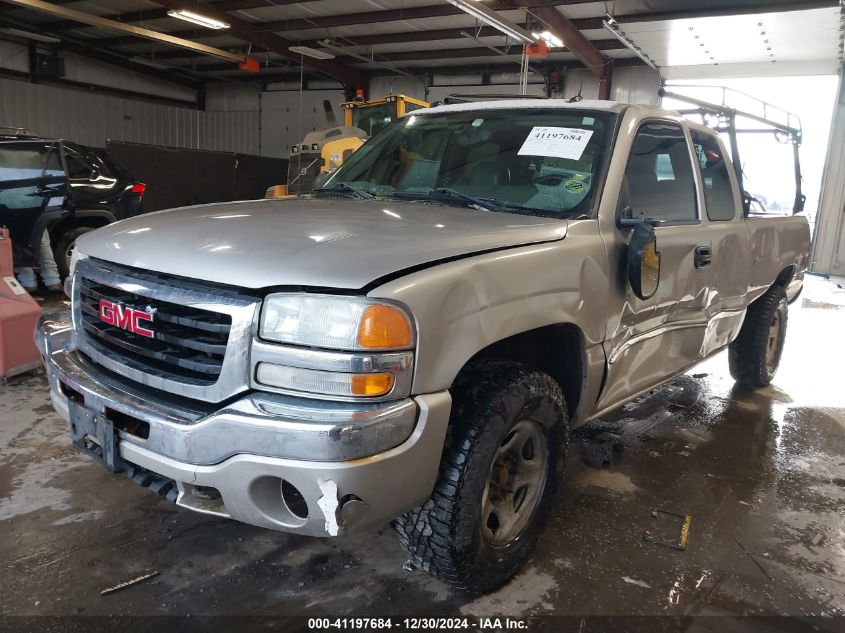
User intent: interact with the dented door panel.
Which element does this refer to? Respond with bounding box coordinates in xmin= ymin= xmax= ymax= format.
xmin=596 ymin=223 xmax=712 ymax=412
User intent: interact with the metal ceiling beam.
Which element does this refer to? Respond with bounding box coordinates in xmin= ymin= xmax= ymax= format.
xmin=566 ymin=0 xmax=840 ymax=30
xmin=92 ymin=0 xmax=593 ymax=44
xmin=203 ymin=0 xmax=573 ymax=34
xmin=39 ymin=8 xmax=170 ymax=32
xmin=340 ymin=46 xmax=529 ymax=64
xmin=320 ymin=40 xmax=626 ymax=64
xmin=519 ymin=0 xmax=611 ymax=97
xmin=212 ymin=55 xmax=648 ymax=84
xmin=91 ymin=0 xmax=839 ymax=50
xmin=120 ymin=26 xmax=556 ymax=59
xmin=0 ymin=14 xmax=204 ymax=89
xmin=39 ymin=0 xmax=321 ymax=33
xmin=149 ymin=0 xmax=364 ymax=86
xmin=150 ymin=34 xmax=626 ymax=64
xmin=0 ymin=0 xmax=247 ymax=62
xmin=305 ymin=30 xmax=627 ymax=51
xmin=192 ymin=46 xmax=532 ymax=72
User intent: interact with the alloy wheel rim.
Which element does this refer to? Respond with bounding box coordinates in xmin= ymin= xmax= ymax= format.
xmin=765 ymin=310 xmax=782 ymax=372
xmin=481 ymin=419 xmax=548 ymax=547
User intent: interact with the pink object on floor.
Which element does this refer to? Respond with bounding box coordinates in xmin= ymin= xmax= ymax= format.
xmin=0 ymin=227 xmax=43 ymax=380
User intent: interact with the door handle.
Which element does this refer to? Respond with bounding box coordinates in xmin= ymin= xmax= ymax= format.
xmin=694 ymin=246 xmax=712 ymax=268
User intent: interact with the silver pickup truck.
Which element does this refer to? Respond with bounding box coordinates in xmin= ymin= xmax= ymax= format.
xmin=36 ymin=98 xmax=810 ymax=593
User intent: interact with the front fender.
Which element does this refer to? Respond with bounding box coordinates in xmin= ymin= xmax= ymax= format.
xmin=368 ymin=220 xmax=610 ymax=395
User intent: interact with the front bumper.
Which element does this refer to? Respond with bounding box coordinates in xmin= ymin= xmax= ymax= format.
xmin=36 ymin=316 xmax=451 ymax=536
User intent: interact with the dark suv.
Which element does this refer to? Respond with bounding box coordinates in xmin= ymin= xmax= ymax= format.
xmin=0 ymin=131 xmax=144 ymax=277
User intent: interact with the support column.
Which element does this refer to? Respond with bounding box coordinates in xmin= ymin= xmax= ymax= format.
xmin=811 ymin=64 xmax=845 ymax=275
xmin=598 ymin=62 xmax=613 ymax=100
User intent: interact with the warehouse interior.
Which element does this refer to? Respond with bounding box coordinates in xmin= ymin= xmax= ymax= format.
xmin=1 ymin=0 xmax=844 ymax=628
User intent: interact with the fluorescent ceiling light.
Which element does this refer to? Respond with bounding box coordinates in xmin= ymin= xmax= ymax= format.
xmin=445 ymin=0 xmax=535 ymax=45
xmin=289 ymin=45 xmax=336 ymax=60
xmin=319 ymin=40 xmax=413 ymax=77
xmin=532 ymin=31 xmax=563 ymax=48
xmin=602 ymin=14 xmax=659 ymax=73
xmin=167 ymin=9 xmax=230 ymax=30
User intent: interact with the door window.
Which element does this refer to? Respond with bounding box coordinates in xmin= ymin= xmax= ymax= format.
xmin=620 ymin=122 xmax=697 ymax=222
xmin=65 ymin=153 xmax=93 ymax=179
xmin=0 ymin=142 xmax=63 ymax=181
xmin=691 ymin=130 xmax=735 ymax=221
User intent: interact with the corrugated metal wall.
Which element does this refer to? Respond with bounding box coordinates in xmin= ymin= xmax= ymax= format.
xmin=259 ymin=89 xmax=346 ymax=159
xmin=0 ymin=77 xmax=260 ymax=154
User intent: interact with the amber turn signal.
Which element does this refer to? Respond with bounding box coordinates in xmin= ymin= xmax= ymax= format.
xmin=350 ymin=373 xmax=395 ymax=396
xmin=357 ymin=304 xmax=413 ymax=350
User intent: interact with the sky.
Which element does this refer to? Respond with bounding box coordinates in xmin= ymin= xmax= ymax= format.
xmin=662 ymin=75 xmax=840 ymax=223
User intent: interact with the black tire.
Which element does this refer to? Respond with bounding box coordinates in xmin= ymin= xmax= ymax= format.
xmin=729 ymin=286 xmax=788 ymax=388
xmin=396 ymin=360 xmax=568 ymax=593
xmin=54 ymin=227 xmax=95 ymax=278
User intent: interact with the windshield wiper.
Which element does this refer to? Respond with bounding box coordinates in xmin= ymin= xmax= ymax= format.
xmin=312 ymin=182 xmax=376 ymax=200
xmin=392 ymin=188 xmax=501 ymax=212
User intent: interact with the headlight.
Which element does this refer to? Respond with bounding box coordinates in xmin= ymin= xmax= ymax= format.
xmin=260 ymin=294 xmax=413 ymax=351
xmin=255 ymin=294 xmax=415 ymax=400
xmin=68 ymin=249 xmax=87 ymax=277
xmin=65 ymin=251 xmax=87 ymax=298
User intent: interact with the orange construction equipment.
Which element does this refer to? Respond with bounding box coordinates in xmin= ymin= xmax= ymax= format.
xmin=0 ymin=227 xmax=42 ymax=381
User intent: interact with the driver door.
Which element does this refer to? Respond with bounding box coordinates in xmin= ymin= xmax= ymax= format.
xmin=596 ymin=120 xmax=713 ymax=412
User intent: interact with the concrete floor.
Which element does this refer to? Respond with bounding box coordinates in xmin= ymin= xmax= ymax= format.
xmin=1 ymin=277 xmax=843 ymax=623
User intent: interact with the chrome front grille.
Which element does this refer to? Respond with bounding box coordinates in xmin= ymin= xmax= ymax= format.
xmin=78 ymin=277 xmax=231 ymax=383
xmin=73 ymin=257 xmax=260 ymax=403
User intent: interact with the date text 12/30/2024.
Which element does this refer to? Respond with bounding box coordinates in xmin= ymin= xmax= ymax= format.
xmin=308 ymin=618 xmax=529 ymax=630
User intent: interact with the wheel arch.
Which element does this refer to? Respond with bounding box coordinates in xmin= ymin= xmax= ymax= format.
xmin=772 ymin=264 xmax=796 ymax=289
xmin=48 ymin=210 xmax=115 ymax=243
xmin=456 ymin=323 xmax=586 ymax=421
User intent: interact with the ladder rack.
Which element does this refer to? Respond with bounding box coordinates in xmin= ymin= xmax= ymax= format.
xmin=658 ymin=86 xmax=805 ymax=216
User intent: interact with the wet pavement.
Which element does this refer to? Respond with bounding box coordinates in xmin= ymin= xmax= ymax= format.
xmin=0 ymin=278 xmax=843 ymax=625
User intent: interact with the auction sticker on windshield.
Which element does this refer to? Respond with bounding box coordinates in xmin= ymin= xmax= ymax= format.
xmin=518 ymin=126 xmax=594 ymax=160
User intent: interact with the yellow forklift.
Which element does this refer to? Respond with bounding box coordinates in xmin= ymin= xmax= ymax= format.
xmin=340 ymin=93 xmax=430 ymax=137
xmin=269 ymin=94 xmax=430 ymax=197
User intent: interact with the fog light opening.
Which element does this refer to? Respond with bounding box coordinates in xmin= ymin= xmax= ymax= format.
xmin=281 ymin=479 xmax=309 ymax=519
xmin=249 ymin=476 xmax=308 ymax=527
xmin=60 ymin=381 xmax=84 ymax=404
xmin=191 ymin=485 xmax=221 ymax=501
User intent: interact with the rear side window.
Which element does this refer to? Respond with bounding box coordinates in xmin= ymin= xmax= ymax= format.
xmin=65 ymin=153 xmax=93 ymax=179
xmin=692 ymin=130 xmax=736 ymax=221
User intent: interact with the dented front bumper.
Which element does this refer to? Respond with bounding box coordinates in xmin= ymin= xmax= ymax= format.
xmin=36 ymin=316 xmax=451 ymax=536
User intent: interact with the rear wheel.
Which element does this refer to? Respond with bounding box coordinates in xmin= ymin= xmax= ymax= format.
xmin=54 ymin=227 xmax=95 ymax=278
xmin=395 ymin=360 xmax=568 ymax=593
xmin=729 ymin=286 xmax=788 ymax=388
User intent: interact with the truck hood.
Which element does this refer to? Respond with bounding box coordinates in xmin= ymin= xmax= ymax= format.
xmin=77 ymin=198 xmax=568 ymax=290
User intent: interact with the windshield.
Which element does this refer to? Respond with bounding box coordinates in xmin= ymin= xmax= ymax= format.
xmin=351 ymin=102 xmax=396 ymax=137
xmin=327 ymin=108 xmax=616 ymax=217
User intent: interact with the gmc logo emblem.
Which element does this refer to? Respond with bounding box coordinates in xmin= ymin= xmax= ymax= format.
xmin=99 ymin=300 xmax=155 ymax=338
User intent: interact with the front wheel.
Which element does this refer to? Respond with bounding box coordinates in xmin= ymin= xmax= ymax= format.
xmin=729 ymin=286 xmax=788 ymax=388
xmin=395 ymin=360 xmax=568 ymax=593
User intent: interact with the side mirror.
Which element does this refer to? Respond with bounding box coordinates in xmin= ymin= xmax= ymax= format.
xmin=627 ymin=221 xmax=661 ymax=300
